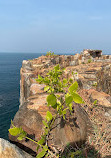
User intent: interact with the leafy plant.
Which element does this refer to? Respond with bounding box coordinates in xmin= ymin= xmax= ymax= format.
xmin=9 ymin=64 xmax=84 ymax=158
xmin=92 ymin=100 xmax=98 ymax=108
xmin=46 ymin=51 xmax=55 ymax=56
xmin=87 ymin=59 xmax=92 ymax=63
xmin=92 ymin=82 xmax=97 ymax=87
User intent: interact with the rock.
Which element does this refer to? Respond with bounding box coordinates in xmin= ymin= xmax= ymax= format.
xmin=30 ymin=83 xmax=45 ymax=95
xmin=22 ymin=60 xmax=33 ymax=71
xmin=82 ymin=74 xmax=96 ymax=79
xmin=70 ymin=60 xmax=79 ymax=66
xmin=96 ymin=64 xmax=111 ymax=95
xmin=74 ymin=54 xmax=80 ymax=59
xmin=20 ymin=69 xmax=33 ymax=106
xmin=88 ymin=89 xmax=111 ymax=108
xmin=0 ymin=138 xmax=33 ymax=158
xmin=9 ymin=93 xmax=91 ymax=154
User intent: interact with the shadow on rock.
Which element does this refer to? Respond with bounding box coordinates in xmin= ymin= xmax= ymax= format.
xmin=61 ymin=144 xmax=103 ymax=158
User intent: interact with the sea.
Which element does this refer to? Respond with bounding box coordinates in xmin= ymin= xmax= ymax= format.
xmin=0 ymin=52 xmax=72 ymax=140
xmin=0 ymin=53 xmax=46 ymax=140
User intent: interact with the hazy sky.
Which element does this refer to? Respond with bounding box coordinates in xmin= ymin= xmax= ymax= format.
xmin=0 ymin=0 xmax=111 ymax=54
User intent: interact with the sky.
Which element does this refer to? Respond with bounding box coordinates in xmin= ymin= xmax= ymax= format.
xmin=0 ymin=0 xmax=111 ymax=54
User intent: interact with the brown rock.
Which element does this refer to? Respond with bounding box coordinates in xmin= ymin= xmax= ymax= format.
xmin=0 ymin=138 xmax=34 ymax=158
xmin=9 ymin=94 xmax=91 ymax=155
xmin=96 ymin=64 xmax=111 ymax=95
xmin=88 ymin=89 xmax=111 ymax=108
xmin=30 ymin=83 xmax=45 ymax=95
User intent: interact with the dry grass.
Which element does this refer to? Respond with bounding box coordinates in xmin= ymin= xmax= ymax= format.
xmin=79 ymin=89 xmax=111 ymax=158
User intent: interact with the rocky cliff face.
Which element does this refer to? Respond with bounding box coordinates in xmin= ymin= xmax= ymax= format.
xmin=9 ymin=51 xmax=111 ymax=157
xmin=19 ymin=52 xmax=111 ymax=107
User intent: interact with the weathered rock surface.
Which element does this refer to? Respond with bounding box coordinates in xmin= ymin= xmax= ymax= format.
xmin=9 ymin=94 xmax=91 ymax=155
xmin=19 ymin=51 xmax=111 ymax=106
xmin=8 ymin=50 xmax=111 ymax=157
xmin=0 ymin=138 xmax=34 ymax=158
xmin=96 ymin=64 xmax=111 ymax=95
xmin=88 ymin=89 xmax=111 ymax=108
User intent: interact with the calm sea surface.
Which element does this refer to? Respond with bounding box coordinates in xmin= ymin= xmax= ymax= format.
xmin=0 ymin=52 xmax=73 ymax=140
xmin=0 ymin=53 xmax=45 ymax=139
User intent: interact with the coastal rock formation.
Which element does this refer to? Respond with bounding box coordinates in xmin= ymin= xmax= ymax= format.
xmin=0 ymin=138 xmax=34 ymax=158
xmin=19 ymin=51 xmax=111 ymax=106
xmin=9 ymin=50 xmax=111 ymax=157
xmin=9 ymin=93 xmax=91 ymax=154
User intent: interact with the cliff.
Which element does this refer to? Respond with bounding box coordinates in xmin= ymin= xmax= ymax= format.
xmin=8 ymin=50 xmax=111 ymax=157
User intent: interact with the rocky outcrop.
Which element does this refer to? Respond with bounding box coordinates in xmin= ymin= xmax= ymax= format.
xmin=9 ymin=50 xmax=111 ymax=157
xmin=19 ymin=51 xmax=111 ymax=106
xmin=0 ymin=138 xmax=34 ymax=158
xmin=9 ymin=93 xmax=91 ymax=155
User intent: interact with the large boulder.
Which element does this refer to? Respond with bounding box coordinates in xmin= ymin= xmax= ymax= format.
xmin=0 ymin=138 xmax=33 ymax=158
xmin=9 ymin=93 xmax=91 ymax=155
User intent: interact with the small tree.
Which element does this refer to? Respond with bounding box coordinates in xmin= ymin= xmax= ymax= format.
xmin=46 ymin=51 xmax=55 ymax=56
xmin=9 ymin=64 xmax=84 ymax=158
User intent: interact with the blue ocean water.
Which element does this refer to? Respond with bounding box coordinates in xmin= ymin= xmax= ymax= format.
xmin=0 ymin=53 xmax=45 ymax=140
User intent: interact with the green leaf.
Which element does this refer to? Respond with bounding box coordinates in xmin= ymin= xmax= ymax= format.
xmin=38 ymin=137 xmax=45 ymax=145
xmin=44 ymin=86 xmax=49 ymax=92
xmin=17 ymin=131 xmax=27 ymax=140
xmin=59 ymin=109 xmax=62 ymax=115
xmin=47 ymin=94 xmax=57 ymax=106
xmin=38 ymin=75 xmax=43 ymax=80
xmin=45 ymin=153 xmax=49 ymax=157
xmin=65 ymin=96 xmax=73 ymax=105
xmin=36 ymin=75 xmax=43 ymax=83
xmin=44 ymin=78 xmax=50 ymax=84
xmin=93 ymin=100 xmax=97 ymax=105
xmin=69 ymin=103 xmax=73 ymax=111
xmin=58 ymin=81 xmax=62 ymax=87
xmin=44 ymin=129 xmax=48 ymax=135
xmin=36 ymin=145 xmax=40 ymax=152
xmin=57 ymin=104 xmax=60 ymax=111
xmin=42 ymin=120 xmax=48 ymax=128
xmin=63 ymin=78 xmax=67 ymax=84
xmin=72 ymin=93 xmax=84 ymax=104
xmin=43 ymin=145 xmax=48 ymax=152
xmin=69 ymin=81 xmax=78 ymax=94
xmin=9 ymin=127 xmax=22 ymax=136
xmin=56 ymin=95 xmax=60 ymax=98
xmin=51 ymin=103 xmax=57 ymax=109
xmin=62 ymin=109 xmax=66 ymax=115
xmin=17 ymin=136 xmax=24 ymax=141
xmin=63 ymin=115 xmax=66 ymax=120
xmin=69 ymin=78 xmax=73 ymax=83
xmin=54 ymin=64 xmax=60 ymax=71
xmin=36 ymin=149 xmax=46 ymax=158
xmin=46 ymin=111 xmax=53 ymax=122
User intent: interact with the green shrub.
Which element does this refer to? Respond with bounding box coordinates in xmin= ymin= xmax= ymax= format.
xmin=87 ymin=59 xmax=92 ymax=63
xmin=9 ymin=64 xmax=84 ymax=158
xmin=46 ymin=51 xmax=55 ymax=56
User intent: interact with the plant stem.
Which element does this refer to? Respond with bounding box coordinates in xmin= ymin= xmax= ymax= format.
xmin=25 ymin=136 xmax=57 ymax=158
